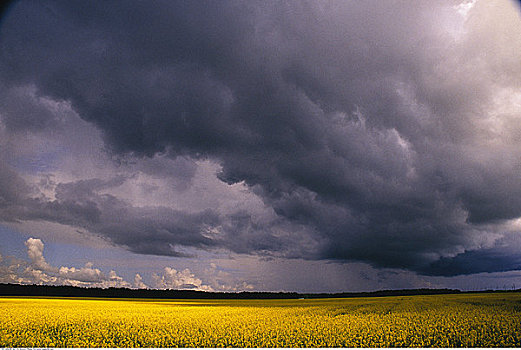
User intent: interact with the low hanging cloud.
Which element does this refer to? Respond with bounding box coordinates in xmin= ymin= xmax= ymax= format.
xmin=25 ymin=238 xmax=55 ymax=272
xmin=152 ymin=267 xmax=213 ymax=291
xmin=0 ymin=0 xmax=521 ymax=277
xmin=133 ymin=273 xmax=147 ymax=289
xmin=0 ymin=168 xmax=316 ymax=258
xmin=21 ymin=237 xmax=132 ymax=288
xmin=2 ymin=238 xmax=253 ymax=291
xmin=150 ymin=265 xmax=254 ymax=292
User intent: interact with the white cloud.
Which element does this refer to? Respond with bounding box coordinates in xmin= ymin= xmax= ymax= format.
xmin=203 ymin=263 xmax=254 ymax=292
xmin=24 ymin=238 xmax=56 ymax=272
xmin=150 ymin=264 xmax=256 ymax=292
xmin=455 ymin=0 xmax=478 ymax=18
xmin=16 ymin=238 xmax=133 ymax=288
xmin=2 ymin=238 xmax=257 ymax=291
xmin=0 ymin=253 xmax=31 ymax=284
xmin=133 ymin=273 xmax=147 ymax=289
xmin=98 ymin=270 xmax=132 ymax=289
xmin=24 ymin=267 xmax=57 ymax=284
xmin=58 ymin=263 xmax=105 ymax=283
xmin=152 ymin=267 xmax=213 ymax=291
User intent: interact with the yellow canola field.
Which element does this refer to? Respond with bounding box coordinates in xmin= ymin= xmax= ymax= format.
xmin=1 ymin=293 xmax=521 ymax=347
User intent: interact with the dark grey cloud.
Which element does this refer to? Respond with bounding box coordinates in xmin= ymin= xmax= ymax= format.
xmin=0 ymin=84 xmax=61 ymax=132
xmin=0 ymin=161 xmax=30 ymax=208
xmin=1 ymin=0 xmax=521 ymax=276
xmin=0 ymin=169 xmax=304 ymax=258
xmin=420 ymin=232 xmax=521 ymax=276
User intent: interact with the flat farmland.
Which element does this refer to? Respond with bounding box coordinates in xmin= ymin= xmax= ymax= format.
xmin=1 ymin=293 xmax=521 ymax=347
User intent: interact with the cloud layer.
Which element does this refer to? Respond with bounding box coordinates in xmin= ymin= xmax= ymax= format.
xmin=1 ymin=238 xmax=254 ymax=291
xmin=1 ymin=0 xmax=521 ymax=277
xmin=7 ymin=238 xmax=135 ymax=288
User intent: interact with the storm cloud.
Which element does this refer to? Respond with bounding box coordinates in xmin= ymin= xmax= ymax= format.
xmin=1 ymin=0 xmax=521 ymax=277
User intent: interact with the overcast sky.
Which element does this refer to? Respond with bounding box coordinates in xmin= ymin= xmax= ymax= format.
xmin=1 ymin=0 xmax=521 ymax=292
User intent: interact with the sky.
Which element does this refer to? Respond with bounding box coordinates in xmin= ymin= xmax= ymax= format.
xmin=0 ymin=0 xmax=521 ymax=293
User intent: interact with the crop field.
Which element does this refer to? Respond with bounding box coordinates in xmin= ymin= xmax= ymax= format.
xmin=1 ymin=293 xmax=521 ymax=347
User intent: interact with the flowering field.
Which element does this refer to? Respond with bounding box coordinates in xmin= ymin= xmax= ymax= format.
xmin=1 ymin=293 xmax=520 ymax=347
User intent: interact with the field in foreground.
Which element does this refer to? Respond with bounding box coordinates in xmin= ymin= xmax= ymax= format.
xmin=1 ymin=293 xmax=521 ymax=347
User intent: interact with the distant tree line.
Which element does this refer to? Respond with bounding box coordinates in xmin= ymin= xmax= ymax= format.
xmin=0 ymin=283 xmax=498 ymax=299
xmin=1 ymin=283 xmax=520 ymax=299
